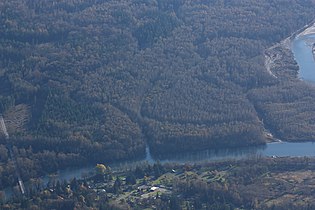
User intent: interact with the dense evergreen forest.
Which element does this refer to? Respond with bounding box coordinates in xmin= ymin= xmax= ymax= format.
xmin=0 ymin=0 xmax=315 ymax=188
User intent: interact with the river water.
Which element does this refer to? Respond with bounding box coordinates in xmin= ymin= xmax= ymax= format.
xmin=53 ymin=32 xmax=315 ymax=175
xmin=4 ymin=30 xmax=315 ymax=199
xmin=31 ymin=141 xmax=315 ymax=181
xmin=292 ymin=33 xmax=315 ymax=82
xmin=26 ymin=32 xmax=315 ymax=178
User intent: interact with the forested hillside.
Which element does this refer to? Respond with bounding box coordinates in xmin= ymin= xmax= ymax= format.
xmin=0 ymin=0 xmax=315 ymax=187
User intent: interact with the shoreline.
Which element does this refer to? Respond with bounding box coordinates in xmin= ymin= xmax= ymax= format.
xmin=263 ymin=21 xmax=315 ymax=77
xmin=298 ymin=22 xmax=315 ymax=37
xmin=296 ymin=21 xmax=315 ymax=62
xmin=263 ymin=19 xmax=315 ymax=144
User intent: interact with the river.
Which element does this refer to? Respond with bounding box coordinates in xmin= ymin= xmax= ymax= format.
xmin=50 ymin=31 xmax=315 ymax=176
xmin=4 ymin=28 xmax=315 ymax=199
xmin=24 ymin=32 xmax=315 ymax=175
xmin=292 ymin=33 xmax=315 ymax=82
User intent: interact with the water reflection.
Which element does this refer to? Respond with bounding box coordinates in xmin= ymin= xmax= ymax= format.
xmin=4 ymin=32 xmax=315 ymax=201
xmin=151 ymin=144 xmax=266 ymax=164
xmin=260 ymin=141 xmax=315 ymax=157
xmin=292 ymin=34 xmax=315 ymax=82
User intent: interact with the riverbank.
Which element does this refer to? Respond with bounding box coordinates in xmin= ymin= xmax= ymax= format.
xmin=4 ymin=156 xmax=315 ymax=209
xmin=264 ymin=20 xmax=315 ymax=79
xmin=264 ymin=38 xmax=299 ymax=80
xmin=298 ymin=22 xmax=315 ymax=62
xmin=255 ymin=19 xmax=315 ymax=145
xmin=298 ymin=22 xmax=315 ymax=36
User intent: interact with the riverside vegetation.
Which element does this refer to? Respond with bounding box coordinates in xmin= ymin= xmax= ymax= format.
xmin=0 ymin=0 xmax=315 ymax=190
xmin=3 ymin=157 xmax=315 ymax=209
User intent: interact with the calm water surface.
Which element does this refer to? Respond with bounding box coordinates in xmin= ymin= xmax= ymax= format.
xmin=29 ymin=33 xmax=315 ymax=181
xmin=4 ymin=30 xmax=315 ymax=199
xmin=292 ymin=34 xmax=315 ymax=82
